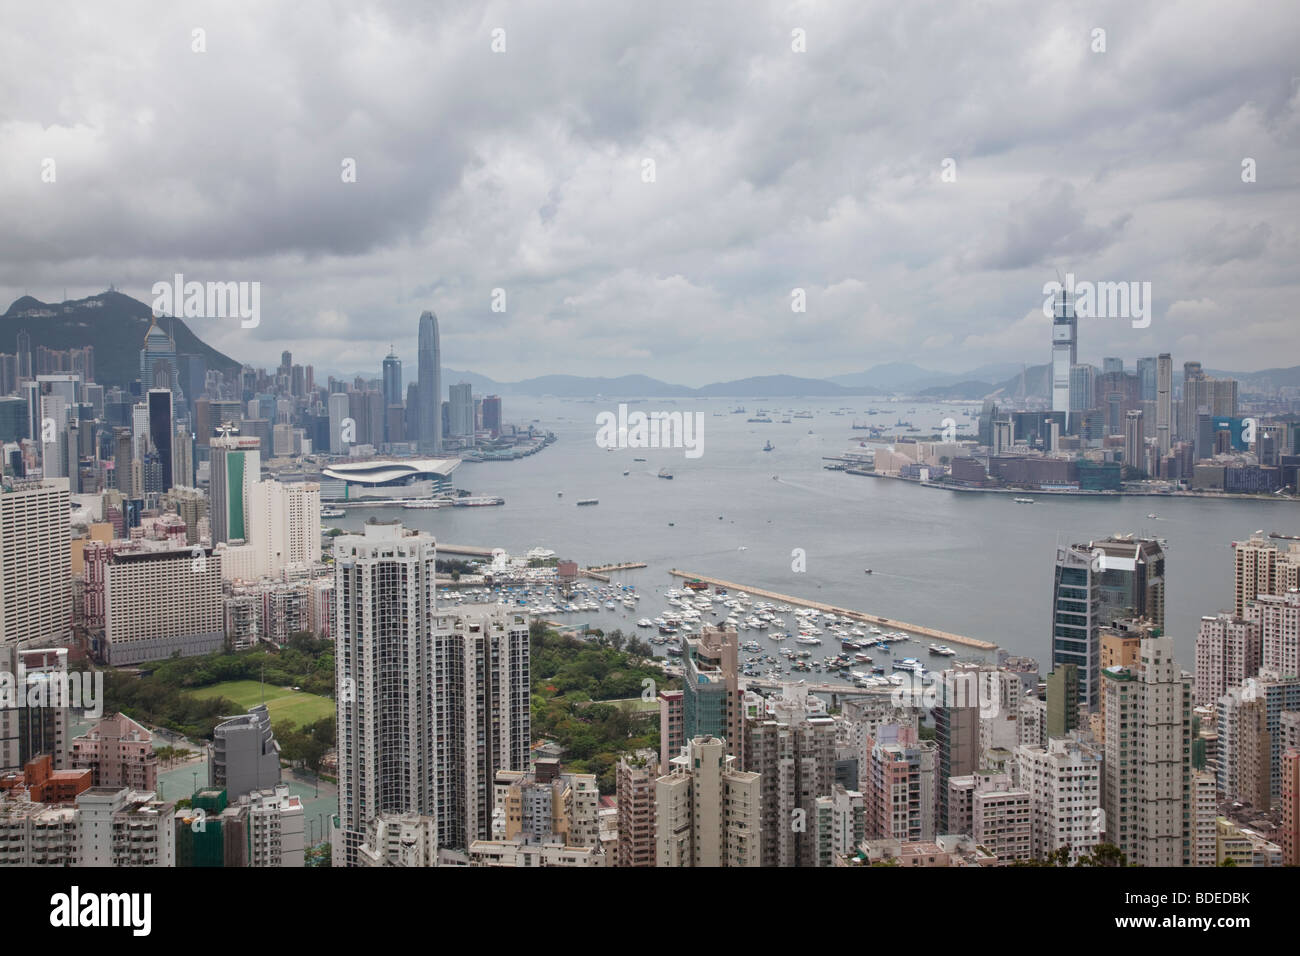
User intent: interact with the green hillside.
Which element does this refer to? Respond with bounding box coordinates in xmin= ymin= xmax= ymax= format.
xmin=1 ymin=290 xmax=242 ymax=388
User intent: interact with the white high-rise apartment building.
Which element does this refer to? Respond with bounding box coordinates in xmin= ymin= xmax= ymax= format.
xmin=656 ymin=735 xmax=760 ymax=867
xmin=0 ymin=478 xmax=71 ymax=646
xmin=333 ymin=523 xmax=529 ymax=867
xmin=250 ymin=479 xmax=321 ymax=578
xmin=1233 ymin=536 xmax=1300 ymax=617
xmin=1244 ymin=591 xmax=1300 ymax=682
xmin=1195 ymin=613 xmax=1263 ymax=707
xmin=1101 ymin=636 xmax=1199 ymax=866
xmin=1015 ymin=735 xmax=1102 ymax=864
xmin=76 ymin=788 xmax=175 ymax=867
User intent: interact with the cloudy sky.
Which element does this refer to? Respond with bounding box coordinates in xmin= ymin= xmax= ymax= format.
xmin=2 ymin=1 xmax=1297 ymax=385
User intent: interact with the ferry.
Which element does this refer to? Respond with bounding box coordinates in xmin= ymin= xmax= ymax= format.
xmin=320 ymin=508 xmax=346 ymax=518
xmin=452 ymin=496 xmax=505 ymax=507
xmin=402 ymin=500 xmax=441 ymax=510
xmin=576 ymin=499 xmax=599 ymax=506
xmin=892 ymin=658 xmax=925 ymax=674
xmin=1013 ymin=497 xmax=1034 ymax=504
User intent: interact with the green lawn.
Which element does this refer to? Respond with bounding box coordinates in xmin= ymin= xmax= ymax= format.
xmin=186 ymin=680 xmax=335 ymax=727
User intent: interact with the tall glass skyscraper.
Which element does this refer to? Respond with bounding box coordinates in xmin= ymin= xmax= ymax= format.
xmin=382 ymin=349 xmax=402 ymax=444
xmin=417 ymin=311 xmax=441 ymax=455
xmin=1050 ymin=290 xmax=1077 ymax=418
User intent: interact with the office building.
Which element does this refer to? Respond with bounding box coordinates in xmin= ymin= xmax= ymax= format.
xmin=682 ymin=626 xmax=744 ymax=763
xmin=211 ymin=704 xmax=282 ymax=801
xmin=1123 ymin=409 xmax=1144 ymax=473
xmin=1050 ymin=288 xmax=1076 ymax=416
xmin=417 ymin=310 xmax=442 ymax=454
xmin=146 ymin=388 xmax=173 ymax=492
xmin=209 ymin=434 xmax=261 ymax=545
xmin=1156 ymin=353 xmax=1172 ymax=455
xmin=448 ymin=381 xmax=474 ymax=439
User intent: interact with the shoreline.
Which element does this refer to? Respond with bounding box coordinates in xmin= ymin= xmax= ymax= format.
xmin=842 ymin=468 xmax=1297 ymax=502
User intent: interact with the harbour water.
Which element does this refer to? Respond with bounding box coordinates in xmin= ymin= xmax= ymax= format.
xmin=328 ymin=396 xmax=1297 ymax=673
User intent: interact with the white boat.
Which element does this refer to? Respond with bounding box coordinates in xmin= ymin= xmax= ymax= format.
xmin=795 ymin=635 xmax=821 ymax=645
xmin=320 ymin=508 xmax=346 ymax=518
xmin=1013 ymin=497 xmax=1034 ymax=504
xmin=402 ymin=500 xmax=441 ymax=509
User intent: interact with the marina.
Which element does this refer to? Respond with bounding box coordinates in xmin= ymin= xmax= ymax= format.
xmin=666 ymin=569 xmax=998 ymax=651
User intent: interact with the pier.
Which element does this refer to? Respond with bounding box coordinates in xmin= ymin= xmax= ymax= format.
xmin=586 ymin=562 xmax=648 ymax=573
xmin=667 ymin=569 xmax=997 ymax=651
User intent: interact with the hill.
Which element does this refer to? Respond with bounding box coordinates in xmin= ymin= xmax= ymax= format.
xmin=1 ymin=290 xmax=242 ymax=389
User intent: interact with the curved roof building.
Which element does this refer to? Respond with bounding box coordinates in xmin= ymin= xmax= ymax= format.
xmin=321 ymin=458 xmax=459 ymax=486
xmin=319 ymin=458 xmax=459 ymax=500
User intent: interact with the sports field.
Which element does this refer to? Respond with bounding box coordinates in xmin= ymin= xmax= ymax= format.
xmin=186 ymin=680 xmax=334 ymax=727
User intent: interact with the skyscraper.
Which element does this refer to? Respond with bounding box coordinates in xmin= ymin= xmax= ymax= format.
xmin=681 ymin=626 xmax=744 ymax=763
xmin=1123 ymin=408 xmax=1144 ymax=474
xmin=449 ymin=381 xmax=473 ymax=439
xmin=1050 ymin=289 xmax=1077 ymax=418
xmin=147 ymin=388 xmax=173 ymax=492
xmin=333 ymin=523 xmax=530 ymax=866
xmin=655 ymin=735 xmax=760 ymax=867
xmin=1100 ymin=636 xmax=1204 ymax=866
xmin=209 ymin=434 xmax=261 ymax=544
xmin=381 ymin=349 xmax=402 ymax=444
xmin=417 ymin=311 xmax=441 ymax=454
xmin=1051 ymin=543 xmax=1102 ymax=709
xmin=1156 ymin=353 xmax=1173 ymax=456
xmin=0 ymin=478 xmax=71 ymax=646
xmin=328 ymin=392 xmax=350 ymax=454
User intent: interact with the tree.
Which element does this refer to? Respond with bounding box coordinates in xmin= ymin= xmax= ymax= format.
xmin=1077 ymin=843 xmax=1128 ymax=867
